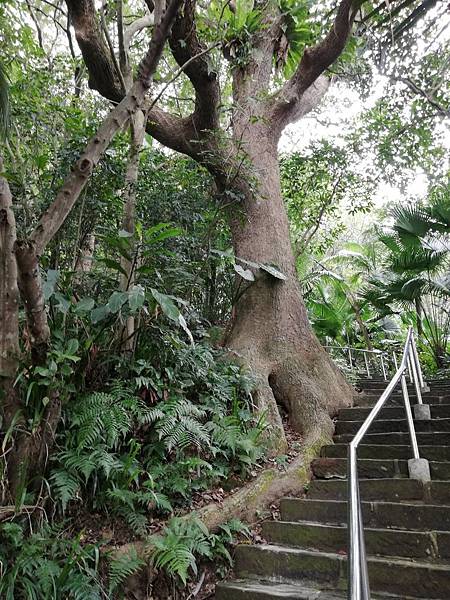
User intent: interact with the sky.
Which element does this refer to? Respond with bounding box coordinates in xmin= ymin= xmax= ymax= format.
xmin=279 ymin=77 xmax=448 ymax=210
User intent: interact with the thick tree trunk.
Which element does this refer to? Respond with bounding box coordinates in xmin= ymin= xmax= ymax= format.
xmin=224 ymin=128 xmax=352 ymax=449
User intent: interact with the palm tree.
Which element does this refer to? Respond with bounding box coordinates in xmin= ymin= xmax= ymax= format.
xmin=363 ymin=195 xmax=450 ymax=368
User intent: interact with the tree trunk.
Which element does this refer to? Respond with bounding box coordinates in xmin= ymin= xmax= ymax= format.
xmin=14 ymin=240 xmax=50 ymax=365
xmin=415 ymin=296 xmax=423 ymax=337
xmin=224 ymin=128 xmax=352 ymax=450
xmin=0 ymin=161 xmax=21 ymax=447
xmin=120 ymin=110 xmax=146 ymax=352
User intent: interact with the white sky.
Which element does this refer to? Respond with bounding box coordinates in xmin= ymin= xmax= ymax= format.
xmin=280 ymin=77 xmax=449 ymax=211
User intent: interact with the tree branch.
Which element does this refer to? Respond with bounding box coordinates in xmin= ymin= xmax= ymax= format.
xmin=31 ymin=0 xmax=184 ymax=254
xmin=66 ymin=0 xmax=123 ymax=102
xmin=168 ymin=0 xmax=220 ymax=134
xmin=268 ymin=0 xmax=362 ymax=135
xmin=65 ymin=0 xmax=197 ymax=158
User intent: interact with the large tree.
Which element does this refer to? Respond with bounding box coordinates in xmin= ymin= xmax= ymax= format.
xmin=64 ymin=0 xmax=442 ymax=446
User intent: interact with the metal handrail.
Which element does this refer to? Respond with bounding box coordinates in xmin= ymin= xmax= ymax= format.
xmin=324 ymin=345 xmax=393 ymax=380
xmin=347 ymin=327 xmax=430 ymax=599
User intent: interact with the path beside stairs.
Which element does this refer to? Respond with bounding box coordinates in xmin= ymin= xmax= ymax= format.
xmin=216 ymin=377 xmax=450 ymax=599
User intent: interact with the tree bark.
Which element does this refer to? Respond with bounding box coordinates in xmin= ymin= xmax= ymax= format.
xmin=223 ymin=125 xmax=352 ymax=449
xmin=0 ymin=159 xmax=21 ymax=440
xmin=120 ymin=110 xmax=147 ymax=352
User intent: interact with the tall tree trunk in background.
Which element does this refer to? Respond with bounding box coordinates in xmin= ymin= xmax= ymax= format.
xmin=415 ymin=296 xmax=423 ymax=336
xmin=120 ymin=110 xmax=146 ymax=353
xmin=346 ymin=290 xmax=373 ymax=351
xmin=0 ymin=160 xmax=21 ymax=434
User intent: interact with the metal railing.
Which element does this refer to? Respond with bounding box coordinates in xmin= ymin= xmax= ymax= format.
xmin=347 ymin=327 xmax=431 ymax=599
xmin=324 ymin=345 xmax=396 ymax=380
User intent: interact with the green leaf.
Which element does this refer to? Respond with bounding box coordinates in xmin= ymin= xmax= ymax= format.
xmin=260 ymin=264 xmax=286 ymax=280
xmin=150 ymin=289 xmax=180 ymax=321
xmin=43 ymin=270 xmax=59 ymax=301
xmin=235 ymin=0 xmax=255 ymax=28
xmin=178 ymin=314 xmax=194 ymax=344
xmin=107 ymin=291 xmax=128 ymax=314
xmin=66 ymin=339 xmax=79 ymax=355
xmin=74 ymin=297 xmax=95 ymax=314
xmin=234 ymin=264 xmax=255 ymax=281
xmin=97 ymin=258 xmax=128 ymax=276
xmin=128 ymin=285 xmax=145 ymax=312
xmin=53 ymin=292 xmax=71 ymax=314
xmin=118 ymin=229 xmax=133 ymax=238
xmin=91 ymin=305 xmax=111 ymax=324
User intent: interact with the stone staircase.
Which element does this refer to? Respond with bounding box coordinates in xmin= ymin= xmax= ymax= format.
xmin=216 ymin=377 xmax=450 ymax=599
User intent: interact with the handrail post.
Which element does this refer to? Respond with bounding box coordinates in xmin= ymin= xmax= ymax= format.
xmin=380 ymin=354 xmax=387 ymax=381
xmin=364 ymin=352 xmax=371 ymax=379
xmin=348 ymin=445 xmax=362 ymax=600
xmin=400 ymin=371 xmax=420 ymax=460
xmin=408 ymin=354 xmax=423 ymax=405
xmin=411 ymin=333 xmax=430 ymax=392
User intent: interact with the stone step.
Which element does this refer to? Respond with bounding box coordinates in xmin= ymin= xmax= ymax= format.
xmin=335 ymin=417 xmax=450 ymax=435
xmin=339 ymin=404 xmax=450 ymax=420
xmin=333 ymin=431 xmax=450 ymax=445
xmin=234 ymin=545 xmax=450 ymax=599
xmin=355 ymin=395 xmax=450 ymax=407
xmin=216 ymin=579 xmax=397 ymax=599
xmin=311 ymin=457 xmax=450 ymax=480
xmin=307 ymin=478 xmax=450 ymax=503
xmin=322 ymin=443 xmax=450 ymax=461
xmin=262 ymin=520 xmax=450 ymax=559
xmin=280 ymin=498 xmax=450 ymax=531
xmin=357 ymin=387 xmax=450 ymax=395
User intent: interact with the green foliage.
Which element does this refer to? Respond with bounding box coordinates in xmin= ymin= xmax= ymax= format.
xmin=149 ymin=516 xmax=249 ymax=585
xmin=0 ymin=522 xmax=104 ymax=600
xmin=0 ymin=61 xmax=9 ymax=139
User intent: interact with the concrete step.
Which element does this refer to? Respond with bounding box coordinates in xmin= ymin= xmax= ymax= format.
xmin=322 ymin=444 xmax=450 ymax=461
xmin=307 ymin=478 xmax=450 ymax=503
xmin=216 ymin=579 xmax=397 ymax=599
xmin=234 ymin=545 xmax=450 ymax=599
xmin=339 ymin=404 xmax=450 ymax=420
xmin=280 ymin=498 xmax=450 ymax=531
xmin=262 ymin=520 xmax=450 ymax=559
xmin=311 ymin=457 xmax=450 ymax=480
xmin=335 ymin=417 xmax=450 ymax=435
xmin=216 ymin=579 xmax=341 ymax=599
xmin=357 ymin=387 xmax=450 ymax=395
xmin=332 ymin=431 xmax=450 ymax=445
xmin=355 ymin=394 xmax=450 ymax=407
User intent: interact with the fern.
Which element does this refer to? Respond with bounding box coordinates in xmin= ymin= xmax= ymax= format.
xmin=0 ymin=523 xmax=104 ymax=600
xmin=148 ymin=516 xmax=249 ymax=586
xmin=108 ymin=547 xmax=144 ymax=594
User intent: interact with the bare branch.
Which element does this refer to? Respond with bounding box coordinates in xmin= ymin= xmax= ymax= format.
xmin=66 ymin=0 xmax=193 ymax=155
xmin=31 ymin=0 xmax=184 ymax=254
xmin=123 ymin=12 xmax=154 ymax=54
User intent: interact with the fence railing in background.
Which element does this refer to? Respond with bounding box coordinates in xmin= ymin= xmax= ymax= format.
xmin=347 ymin=327 xmax=431 ymax=600
xmin=324 ymin=345 xmax=396 ymax=380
